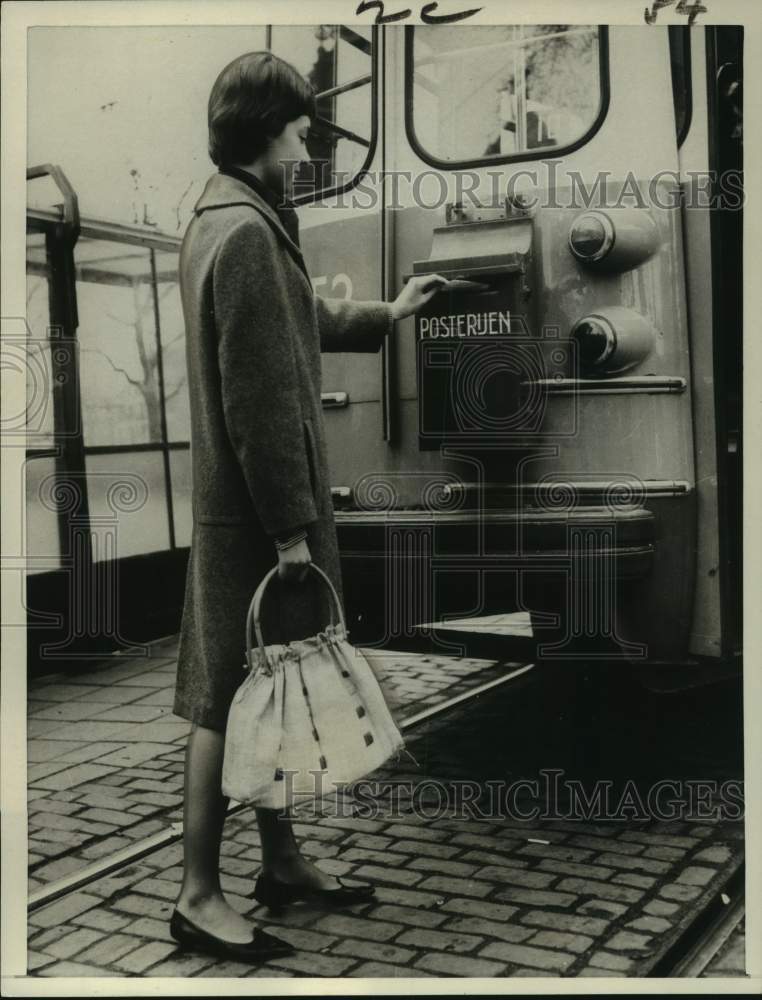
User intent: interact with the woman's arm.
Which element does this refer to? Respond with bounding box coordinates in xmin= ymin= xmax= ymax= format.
xmin=274 ymin=528 xmax=308 ymax=550
xmin=214 ymin=219 xmax=319 ymax=539
xmin=315 ymin=275 xmax=446 ymax=354
xmin=314 ymin=295 xmax=394 ymax=354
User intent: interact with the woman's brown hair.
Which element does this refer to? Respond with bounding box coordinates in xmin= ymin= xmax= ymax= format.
xmin=208 ymin=51 xmax=316 ymax=166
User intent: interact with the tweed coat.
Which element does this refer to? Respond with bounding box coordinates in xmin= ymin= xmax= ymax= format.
xmin=173 ymin=172 xmax=393 ymax=732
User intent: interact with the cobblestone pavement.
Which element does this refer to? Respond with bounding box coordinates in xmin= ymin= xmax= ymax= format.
xmin=28 ymin=622 xmax=528 ymax=890
xmin=25 ymin=782 xmax=745 ymax=980
xmin=25 ymin=650 xmax=746 ymax=981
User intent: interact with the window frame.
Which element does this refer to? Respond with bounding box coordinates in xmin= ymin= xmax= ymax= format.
xmin=272 ymin=24 xmax=379 ymax=207
xmin=25 ymin=213 xmax=190 ymax=559
xmin=668 ymin=25 xmax=693 ymax=149
xmin=404 ymin=24 xmax=610 ymax=171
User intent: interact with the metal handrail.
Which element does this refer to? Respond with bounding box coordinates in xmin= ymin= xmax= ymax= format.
xmin=27 ymin=163 xmax=80 ymax=240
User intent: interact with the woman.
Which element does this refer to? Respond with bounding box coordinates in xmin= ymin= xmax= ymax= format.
xmin=170 ymin=51 xmax=443 ymax=962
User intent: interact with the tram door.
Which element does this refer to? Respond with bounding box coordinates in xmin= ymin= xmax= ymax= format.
xmin=288 ymin=24 xmax=388 ymax=469
xmin=302 ymin=25 xmax=698 ymax=663
xmin=678 ymin=26 xmax=742 ymax=663
xmin=295 ymin=25 xmax=401 ymax=638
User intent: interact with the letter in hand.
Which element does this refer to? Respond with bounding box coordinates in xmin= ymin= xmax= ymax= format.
xmin=277 ymin=538 xmax=312 ymax=583
xmin=390 ymin=274 xmax=447 ymax=320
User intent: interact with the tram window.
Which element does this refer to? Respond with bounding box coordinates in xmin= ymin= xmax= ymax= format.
xmin=270 ymin=25 xmax=374 ymax=197
xmin=25 ymin=456 xmax=61 ymax=572
xmin=85 ymin=451 xmax=170 ymax=558
xmin=408 ymin=25 xmax=603 ymax=164
xmin=170 ymin=449 xmax=192 ymax=548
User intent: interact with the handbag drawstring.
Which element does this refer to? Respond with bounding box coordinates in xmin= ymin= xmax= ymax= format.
xmin=251 ymin=626 xmax=345 ymax=675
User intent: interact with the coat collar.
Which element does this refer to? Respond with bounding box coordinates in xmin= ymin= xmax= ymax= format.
xmin=193 ymin=173 xmax=309 ymax=279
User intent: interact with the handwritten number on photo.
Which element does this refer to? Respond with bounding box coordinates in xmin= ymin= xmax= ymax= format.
xmin=356 ymin=1 xmax=483 ymax=26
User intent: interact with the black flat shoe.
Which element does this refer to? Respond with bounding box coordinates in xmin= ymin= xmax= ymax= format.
xmin=253 ymin=871 xmax=376 ymax=910
xmin=169 ymin=909 xmax=294 ymax=962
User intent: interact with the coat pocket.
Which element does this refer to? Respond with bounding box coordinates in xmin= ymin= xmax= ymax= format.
xmin=302 ymin=417 xmax=319 ymax=498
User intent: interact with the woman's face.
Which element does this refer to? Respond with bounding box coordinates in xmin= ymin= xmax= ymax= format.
xmin=262 ymin=114 xmax=311 ymax=198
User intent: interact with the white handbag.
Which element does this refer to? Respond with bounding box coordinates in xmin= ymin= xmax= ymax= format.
xmin=221 ymin=563 xmax=405 ymax=809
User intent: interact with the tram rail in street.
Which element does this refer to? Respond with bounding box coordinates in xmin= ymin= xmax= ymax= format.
xmin=28 ymin=660 xmax=537 ymax=913
xmin=25 ymin=652 xmax=746 ymax=981
xmin=648 ymin=866 xmax=745 ymax=977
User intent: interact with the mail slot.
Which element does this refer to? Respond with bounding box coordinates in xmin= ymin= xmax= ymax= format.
xmin=410 ymin=212 xmax=543 ymax=450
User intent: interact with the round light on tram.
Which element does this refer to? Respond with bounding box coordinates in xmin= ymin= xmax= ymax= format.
xmin=568 ymin=208 xmax=660 ymax=272
xmin=568 ymin=212 xmax=615 ymax=263
xmin=571 ymin=306 xmax=656 ymax=374
xmin=572 ymin=316 xmax=616 ymax=367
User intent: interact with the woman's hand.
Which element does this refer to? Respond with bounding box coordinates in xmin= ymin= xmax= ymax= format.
xmin=277 ymin=538 xmax=312 ymax=583
xmin=390 ymin=274 xmax=447 ymax=321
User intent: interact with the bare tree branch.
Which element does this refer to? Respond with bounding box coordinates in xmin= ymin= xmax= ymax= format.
xmin=104 ymin=309 xmax=135 ymax=329
xmin=163 ymin=374 xmax=188 ymax=403
xmin=162 ymin=331 xmax=185 ymax=352
xmin=132 ymin=284 xmax=152 ymax=378
xmin=26 ymin=281 xmax=44 ymax=308
xmin=79 ymin=346 xmax=143 ymax=389
xmin=175 ymin=180 xmax=194 ymax=232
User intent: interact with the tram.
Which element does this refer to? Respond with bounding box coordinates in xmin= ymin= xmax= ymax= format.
xmin=24 ymin=23 xmax=741 ymax=674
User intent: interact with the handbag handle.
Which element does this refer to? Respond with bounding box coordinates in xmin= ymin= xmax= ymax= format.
xmin=245 ymin=563 xmax=346 ymax=672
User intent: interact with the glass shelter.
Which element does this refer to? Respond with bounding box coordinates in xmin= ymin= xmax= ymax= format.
xmin=25 ymin=174 xmax=189 ymax=669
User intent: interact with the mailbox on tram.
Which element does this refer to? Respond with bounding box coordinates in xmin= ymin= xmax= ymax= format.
xmin=410 ymin=206 xmax=571 ymax=449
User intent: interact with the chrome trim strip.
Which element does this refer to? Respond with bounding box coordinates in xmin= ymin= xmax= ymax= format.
xmin=525 ymin=376 xmax=687 ymax=394
xmin=334 ymin=512 xmax=655 ymax=527
xmin=332 ymin=481 xmax=692 ymax=515
xmin=439 ymin=479 xmax=692 ymax=498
